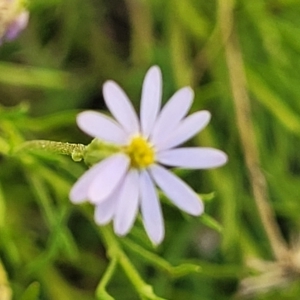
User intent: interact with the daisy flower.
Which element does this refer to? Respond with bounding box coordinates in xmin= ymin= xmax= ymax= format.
xmin=70 ymin=66 xmax=227 ymax=244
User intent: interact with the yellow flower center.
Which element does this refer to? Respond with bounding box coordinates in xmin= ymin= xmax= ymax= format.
xmin=124 ymin=136 xmax=155 ymax=169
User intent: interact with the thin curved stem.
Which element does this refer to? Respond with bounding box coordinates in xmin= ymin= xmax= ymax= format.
xmin=95 ymin=258 xmax=118 ymax=300
xmin=100 ymin=226 xmax=167 ymax=300
xmin=218 ymin=0 xmax=289 ymax=261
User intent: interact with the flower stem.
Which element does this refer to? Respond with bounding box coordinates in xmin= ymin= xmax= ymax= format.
xmin=218 ymin=0 xmax=289 ymax=260
xmin=100 ymin=226 xmax=167 ymax=300
xmin=14 ymin=140 xmax=86 ymax=161
xmin=121 ymin=239 xmax=200 ymax=277
xmin=95 ymin=258 xmax=118 ymax=300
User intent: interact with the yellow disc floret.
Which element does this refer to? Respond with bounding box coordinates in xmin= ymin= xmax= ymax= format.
xmin=124 ymin=136 xmax=155 ymax=169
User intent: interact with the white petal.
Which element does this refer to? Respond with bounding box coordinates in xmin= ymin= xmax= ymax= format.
xmin=103 ymin=81 xmax=140 ymax=135
xmin=113 ymin=170 xmax=139 ymax=236
xmin=88 ymin=154 xmax=130 ymax=203
xmin=150 ymin=87 xmax=194 ymax=145
xmin=77 ymin=111 xmax=128 ymax=144
xmin=69 ymin=162 xmax=105 ymax=204
xmin=140 ymin=66 xmax=162 ymax=138
xmin=157 ymin=148 xmax=228 ymax=169
xmin=157 ymin=110 xmax=211 ymax=151
xmin=150 ymin=164 xmax=203 ymax=216
xmin=139 ymin=170 xmax=164 ymax=245
xmin=94 ymin=189 xmax=120 ymax=225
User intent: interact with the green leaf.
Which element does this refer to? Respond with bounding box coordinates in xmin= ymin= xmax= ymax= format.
xmin=199 ymin=214 xmax=223 ymax=233
xmin=175 ymin=1 xmax=209 ymax=40
xmin=95 ymin=291 xmax=115 ymax=300
xmin=201 ymin=192 xmax=216 ymax=202
xmin=20 ymin=282 xmax=40 ymax=300
xmin=0 ymin=62 xmax=75 ymax=90
xmin=247 ymin=68 xmax=300 ymax=135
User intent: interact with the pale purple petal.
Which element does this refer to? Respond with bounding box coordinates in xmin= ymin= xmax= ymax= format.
xmin=150 ymin=87 xmax=194 ymax=145
xmin=103 ymin=81 xmax=139 ymax=135
xmin=150 ymin=164 xmax=203 ymax=216
xmin=114 ymin=170 xmax=139 ymax=236
xmin=156 ymin=111 xmax=211 ymax=151
xmin=94 ymin=189 xmax=120 ymax=225
xmin=157 ymin=148 xmax=228 ymax=169
xmin=77 ymin=111 xmax=128 ymax=145
xmin=139 ymin=170 xmax=164 ymax=245
xmin=88 ymin=154 xmax=130 ymax=203
xmin=140 ymin=66 xmax=162 ymax=138
xmin=69 ymin=162 xmax=105 ymax=204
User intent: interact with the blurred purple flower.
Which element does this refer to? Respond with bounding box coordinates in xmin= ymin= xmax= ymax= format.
xmin=0 ymin=0 xmax=29 ymax=44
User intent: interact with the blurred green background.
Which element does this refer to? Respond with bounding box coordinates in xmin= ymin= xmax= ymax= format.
xmin=1 ymin=0 xmax=300 ymax=299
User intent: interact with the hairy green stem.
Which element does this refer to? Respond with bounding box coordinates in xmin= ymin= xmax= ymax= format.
xmin=14 ymin=140 xmax=86 ymax=161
